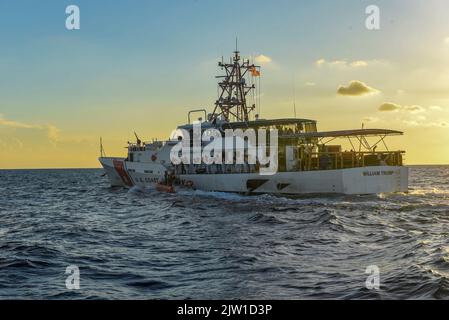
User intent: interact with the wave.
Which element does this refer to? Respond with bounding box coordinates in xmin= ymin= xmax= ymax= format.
xmin=247 ymin=213 xmax=285 ymax=225
xmin=3 ymin=167 xmax=449 ymax=299
xmin=126 ymin=279 xmax=174 ymax=290
xmin=177 ymin=189 xmax=247 ymax=201
xmin=0 ymin=258 xmax=54 ymax=270
xmin=408 ymin=187 xmax=449 ymax=196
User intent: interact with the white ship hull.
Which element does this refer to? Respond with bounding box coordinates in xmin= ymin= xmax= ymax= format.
xmin=100 ymin=157 xmax=408 ymax=195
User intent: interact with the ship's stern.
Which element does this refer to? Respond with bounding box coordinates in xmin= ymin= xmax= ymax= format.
xmin=341 ymin=166 xmax=409 ymax=195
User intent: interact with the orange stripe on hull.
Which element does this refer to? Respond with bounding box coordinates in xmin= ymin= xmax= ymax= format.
xmin=113 ymin=160 xmax=134 ymax=187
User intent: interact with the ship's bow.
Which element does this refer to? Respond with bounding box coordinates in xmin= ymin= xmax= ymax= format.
xmin=99 ymin=157 xmax=128 ymax=187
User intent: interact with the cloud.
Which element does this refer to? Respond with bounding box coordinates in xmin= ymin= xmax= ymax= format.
xmin=403 ymin=120 xmax=448 ymax=128
xmin=254 ymin=54 xmax=272 ymax=64
xmin=378 ymin=103 xmax=441 ymax=113
xmin=316 ymin=58 xmax=370 ymax=68
xmin=305 ymin=82 xmax=316 ymax=86
xmin=337 ymin=81 xmax=379 ymax=96
xmin=404 ymin=105 xmax=425 ymax=113
xmin=0 ymin=114 xmax=41 ymax=129
xmin=316 ymin=59 xmax=326 ymax=67
xmin=46 ymin=125 xmax=61 ymax=142
xmin=379 ymin=102 xmax=401 ymax=112
xmin=329 ymin=60 xmax=347 ymax=67
xmin=0 ymin=114 xmax=60 ymax=142
xmin=350 ymin=60 xmax=368 ymax=67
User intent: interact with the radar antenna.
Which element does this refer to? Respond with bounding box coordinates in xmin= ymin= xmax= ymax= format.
xmin=210 ymin=48 xmax=260 ymax=123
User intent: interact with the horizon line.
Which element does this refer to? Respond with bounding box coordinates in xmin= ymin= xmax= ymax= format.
xmin=1 ymin=164 xmax=449 ymax=171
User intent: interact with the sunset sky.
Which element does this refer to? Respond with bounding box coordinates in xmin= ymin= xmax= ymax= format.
xmin=1 ymin=0 xmax=449 ymax=168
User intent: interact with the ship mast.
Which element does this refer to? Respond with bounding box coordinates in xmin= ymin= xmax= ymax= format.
xmin=211 ymin=49 xmax=260 ymax=123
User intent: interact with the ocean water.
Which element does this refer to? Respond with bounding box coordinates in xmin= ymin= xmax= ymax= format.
xmin=0 ymin=166 xmax=448 ymax=300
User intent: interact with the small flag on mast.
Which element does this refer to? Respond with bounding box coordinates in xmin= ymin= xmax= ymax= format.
xmin=250 ymin=66 xmax=260 ymax=77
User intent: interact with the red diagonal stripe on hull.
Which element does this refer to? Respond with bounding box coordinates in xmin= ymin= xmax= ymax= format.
xmin=113 ymin=160 xmax=134 ymax=187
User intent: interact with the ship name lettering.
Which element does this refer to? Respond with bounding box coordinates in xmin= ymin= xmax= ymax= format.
xmin=363 ymin=170 xmax=394 ymax=177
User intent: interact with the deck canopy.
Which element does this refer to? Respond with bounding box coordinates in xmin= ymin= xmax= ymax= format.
xmin=281 ymin=128 xmax=403 ymax=139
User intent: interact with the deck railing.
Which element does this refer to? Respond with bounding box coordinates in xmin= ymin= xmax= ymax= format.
xmin=301 ymin=151 xmax=405 ymax=171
